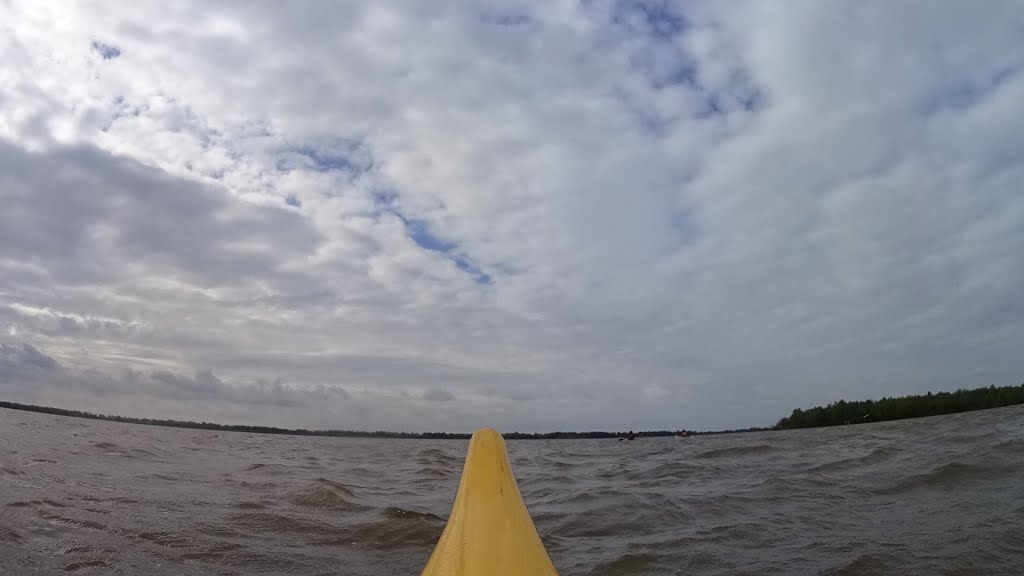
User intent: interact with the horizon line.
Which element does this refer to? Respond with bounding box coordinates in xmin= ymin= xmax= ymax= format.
xmin=0 ymin=401 xmax=770 ymax=439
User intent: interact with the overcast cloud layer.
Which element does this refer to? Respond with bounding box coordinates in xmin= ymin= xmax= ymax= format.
xmin=1 ymin=1 xmax=1022 ymax=432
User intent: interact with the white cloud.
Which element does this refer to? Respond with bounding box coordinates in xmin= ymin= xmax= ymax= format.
xmin=0 ymin=1 xmax=1022 ymax=431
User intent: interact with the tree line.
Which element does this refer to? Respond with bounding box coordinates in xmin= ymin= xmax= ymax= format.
xmin=775 ymin=383 xmax=1024 ymax=429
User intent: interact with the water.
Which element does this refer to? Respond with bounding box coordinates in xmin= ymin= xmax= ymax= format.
xmin=1 ymin=405 xmax=1022 ymax=575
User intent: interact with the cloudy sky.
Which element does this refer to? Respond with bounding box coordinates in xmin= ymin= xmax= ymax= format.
xmin=1 ymin=1 xmax=1022 ymax=432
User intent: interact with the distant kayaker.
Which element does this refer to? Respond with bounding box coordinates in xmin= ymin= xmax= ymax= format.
xmin=626 ymin=430 xmax=636 ymax=441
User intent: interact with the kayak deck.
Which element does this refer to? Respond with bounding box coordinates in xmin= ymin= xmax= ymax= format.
xmin=421 ymin=428 xmax=559 ymax=576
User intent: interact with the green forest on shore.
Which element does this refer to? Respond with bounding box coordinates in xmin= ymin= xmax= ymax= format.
xmin=3 ymin=382 xmax=1023 ymax=438
xmin=775 ymin=383 xmax=1024 ymax=429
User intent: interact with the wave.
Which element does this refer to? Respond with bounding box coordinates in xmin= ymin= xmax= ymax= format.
xmin=537 ymin=456 xmax=576 ymax=469
xmin=694 ymin=444 xmax=774 ymax=459
xmin=289 ymin=485 xmax=361 ymax=509
xmin=62 ymin=560 xmax=110 ymax=572
xmin=538 ymin=496 xmax=689 ymax=538
xmin=590 ymin=552 xmax=659 ymax=575
xmin=821 ymin=553 xmax=899 ymax=575
xmin=414 ymin=466 xmax=454 ymax=478
xmin=6 ymin=499 xmax=66 ymax=508
xmin=39 ymin=514 xmax=107 ymax=531
xmin=92 ymin=442 xmax=121 ymax=451
xmin=625 ymin=460 xmax=701 ymax=480
xmin=540 ymin=514 xmax=624 ymax=538
xmin=383 ymin=506 xmax=443 ymax=522
xmin=193 ymin=524 xmax=244 ymax=538
xmin=137 ymin=530 xmax=194 ymax=549
xmin=223 ymin=479 xmax=279 ymax=490
xmin=753 ymin=474 xmax=845 ymax=497
xmin=694 ymin=521 xmax=765 ymax=542
xmin=227 ymin=512 xmax=346 ymax=537
xmin=416 ymin=449 xmax=459 ymax=468
xmin=179 ymin=542 xmax=245 ymax=562
xmin=348 ymin=508 xmax=445 ymax=550
xmin=992 ymin=439 xmax=1024 ymax=455
xmin=314 ymin=477 xmax=357 ymax=496
xmin=876 ymin=462 xmax=990 ymax=495
xmin=214 ymin=549 xmax=308 ymax=571
xmin=807 ymin=446 xmax=901 ymax=473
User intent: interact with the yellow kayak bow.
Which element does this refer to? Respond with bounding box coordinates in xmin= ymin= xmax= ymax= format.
xmin=421 ymin=428 xmax=559 ymax=576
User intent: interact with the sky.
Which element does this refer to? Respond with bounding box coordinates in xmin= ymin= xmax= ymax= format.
xmin=1 ymin=1 xmax=1022 ymax=433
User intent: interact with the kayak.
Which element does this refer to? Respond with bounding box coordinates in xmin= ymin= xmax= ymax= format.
xmin=421 ymin=428 xmax=559 ymax=576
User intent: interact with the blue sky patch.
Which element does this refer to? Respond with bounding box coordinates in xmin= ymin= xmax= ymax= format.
xmin=371 ymin=189 xmax=398 ymax=208
xmin=738 ymin=88 xmax=763 ymax=112
xmin=277 ymin=138 xmax=373 ymax=176
xmin=406 ymin=219 xmax=456 ymax=253
xmin=926 ymin=66 xmax=1017 ymax=114
xmin=401 ymin=217 xmax=492 ymax=285
xmin=92 ymin=41 xmax=122 ymax=60
xmin=611 ymin=0 xmax=687 ymax=41
xmin=480 ymin=11 xmax=533 ymax=28
xmin=454 ymin=258 xmax=493 ymax=285
xmin=285 ymin=195 xmax=302 ymax=208
xmin=651 ymin=58 xmax=698 ymax=90
xmin=295 ymin=146 xmax=359 ymax=172
xmin=699 ymin=94 xmax=723 ymax=119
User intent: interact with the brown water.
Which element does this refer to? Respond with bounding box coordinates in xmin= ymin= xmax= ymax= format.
xmin=1 ymin=405 xmax=1022 ymax=575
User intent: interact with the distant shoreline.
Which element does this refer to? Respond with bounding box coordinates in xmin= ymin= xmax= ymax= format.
xmin=0 ymin=401 xmax=770 ymax=439
xmin=5 ymin=383 xmax=1022 ymax=439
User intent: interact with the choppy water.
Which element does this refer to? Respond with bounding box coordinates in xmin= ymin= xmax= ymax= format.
xmin=1 ymin=405 xmax=1022 ymax=575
